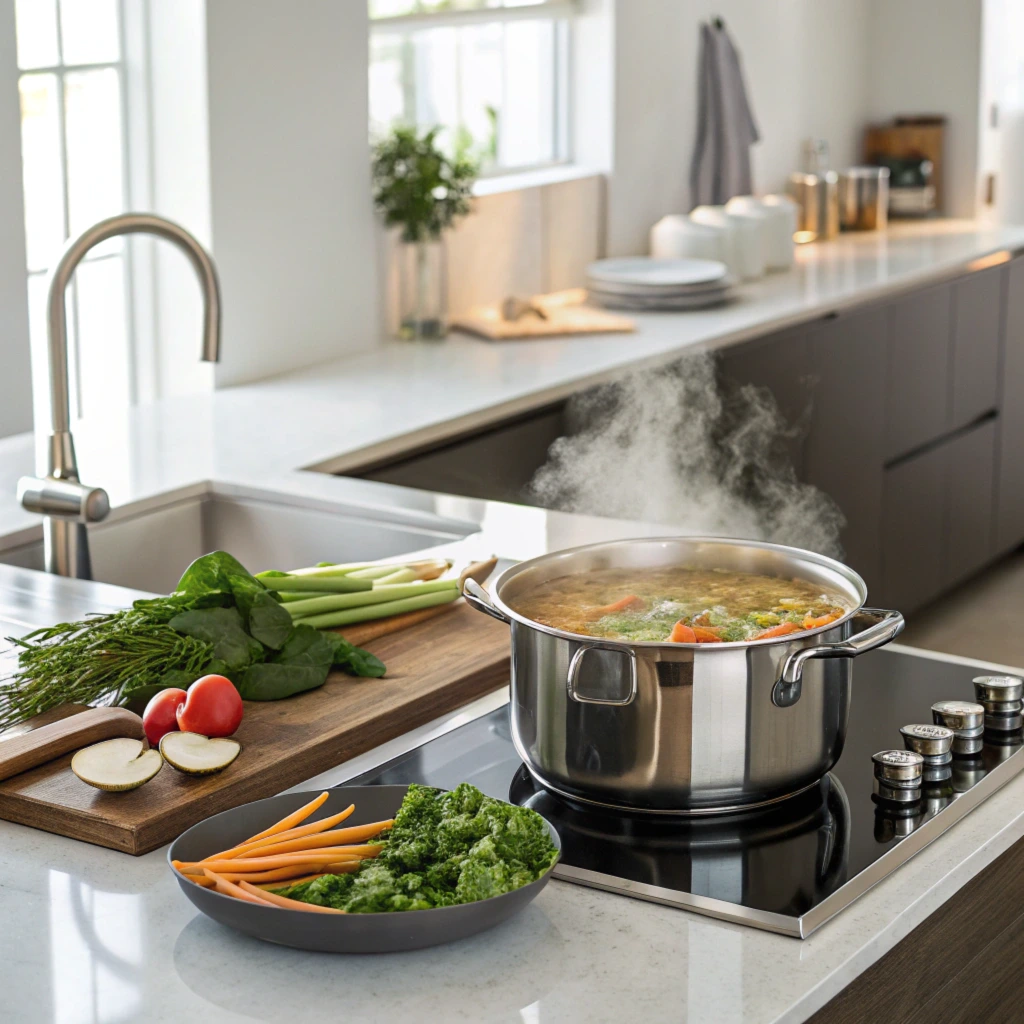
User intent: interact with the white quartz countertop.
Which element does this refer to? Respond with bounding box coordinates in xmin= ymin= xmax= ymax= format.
xmin=3 ymin=219 xmax=1024 ymax=1023
xmin=1 ymin=219 xmax=1024 ymax=550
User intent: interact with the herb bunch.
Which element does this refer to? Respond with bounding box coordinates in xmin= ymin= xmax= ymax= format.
xmin=0 ymin=551 xmax=385 ymax=731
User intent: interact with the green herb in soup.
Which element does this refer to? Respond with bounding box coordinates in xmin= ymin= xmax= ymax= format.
xmin=510 ymin=566 xmax=848 ymax=643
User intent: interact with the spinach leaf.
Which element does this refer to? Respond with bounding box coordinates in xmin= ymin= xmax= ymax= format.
xmin=323 ymin=633 xmax=387 ymax=678
xmin=176 ymin=550 xmax=255 ymax=597
xmin=168 ymin=607 xmax=264 ymax=671
xmin=237 ymin=624 xmax=334 ymax=700
xmin=246 ymin=589 xmax=293 ymax=650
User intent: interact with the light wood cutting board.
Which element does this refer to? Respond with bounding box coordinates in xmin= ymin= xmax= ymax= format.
xmin=0 ymin=602 xmax=510 ymax=854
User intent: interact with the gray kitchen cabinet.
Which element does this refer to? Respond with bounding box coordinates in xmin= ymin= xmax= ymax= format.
xmin=943 ymin=419 xmax=997 ymax=588
xmin=716 ymin=325 xmax=814 ymax=477
xmin=880 ymin=444 xmax=947 ymax=613
xmin=996 ymin=258 xmax=1024 ymax=553
xmin=951 ymin=266 xmax=1003 ymax=430
xmin=805 ymin=307 xmax=888 ymax=594
xmin=884 ymin=282 xmax=952 ymax=461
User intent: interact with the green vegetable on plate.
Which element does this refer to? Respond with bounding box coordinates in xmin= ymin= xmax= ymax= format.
xmin=273 ymin=782 xmax=558 ymax=913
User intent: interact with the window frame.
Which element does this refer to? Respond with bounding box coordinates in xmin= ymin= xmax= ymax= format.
xmin=369 ymin=0 xmax=576 ymax=180
xmin=15 ymin=0 xmax=138 ymax=419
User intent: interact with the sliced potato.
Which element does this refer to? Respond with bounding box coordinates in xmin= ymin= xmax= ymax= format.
xmin=160 ymin=731 xmax=240 ymax=775
xmin=71 ymin=737 xmax=162 ymax=792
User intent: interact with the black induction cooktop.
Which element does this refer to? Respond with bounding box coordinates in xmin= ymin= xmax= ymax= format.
xmin=343 ymin=646 xmax=1024 ymax=937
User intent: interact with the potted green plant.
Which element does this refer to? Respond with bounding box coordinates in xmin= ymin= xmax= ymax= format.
xmin=372 ymin=125 xmax=478 ymax=340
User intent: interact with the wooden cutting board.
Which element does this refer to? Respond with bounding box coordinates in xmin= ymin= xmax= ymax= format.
xmin=0 ymin=602 xmax=511 ymax=855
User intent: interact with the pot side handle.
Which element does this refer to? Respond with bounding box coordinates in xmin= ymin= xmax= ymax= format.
xmin=773 ymin=608 xmax=905 ymax=708
xmin=462 ymin=577 xmax=511 ymax=624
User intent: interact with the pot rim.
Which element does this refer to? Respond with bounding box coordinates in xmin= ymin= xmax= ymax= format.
xmin=489 ymin=535 xmax=867 ymax=651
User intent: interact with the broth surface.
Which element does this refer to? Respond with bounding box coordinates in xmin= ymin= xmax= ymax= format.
xmin=510 ymin=566 xmax=849 ymax=643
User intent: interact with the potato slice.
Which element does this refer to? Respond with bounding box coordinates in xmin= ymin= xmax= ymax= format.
xmin=160 ymin=732 xmax=241 ymax=775
xmin=71 ymin=738 xmax=162 ymax=792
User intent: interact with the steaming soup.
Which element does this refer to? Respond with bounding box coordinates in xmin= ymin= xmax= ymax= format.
xmin=510 ymin=566 xmax=849 ymax=643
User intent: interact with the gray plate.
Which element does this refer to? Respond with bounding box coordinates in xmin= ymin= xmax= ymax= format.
xmin=168 ymin=785 xmax=561 ymax=953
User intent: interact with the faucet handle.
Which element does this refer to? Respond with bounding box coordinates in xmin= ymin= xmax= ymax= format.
xmin=18 ymin=476 xmax=110 ymax=523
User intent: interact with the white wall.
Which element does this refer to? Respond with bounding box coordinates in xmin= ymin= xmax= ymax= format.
xmin=0 ymin=1 xmax=33 ymax=438
xmin=865 ymin=0 xmax=984 ymax=218
xmin=204 ymin=0 xmax=379 ymax=387
xmin=607 ymin=0 xmax=871 ymax=256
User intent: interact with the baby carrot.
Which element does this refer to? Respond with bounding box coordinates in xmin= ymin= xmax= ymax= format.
xmin=203 ymin=868 xmax=276 ymax=906
xmin=236 ymin=820 xmax=394 ymax=859
xmin=182 ymin=846 xmax=382 ymax=873
xmin=584 ymin=595 xmax=644 ymax=621
xmin=238 ymin=791 xmax=330 ymax=847
xmin=237 ymin=881 xmax=346 ymax=914
xmin=206 ymin=804 xmax=357 ymax=861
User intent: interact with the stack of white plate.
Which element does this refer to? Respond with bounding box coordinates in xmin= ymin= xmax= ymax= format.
xmin=586 ymin=257 xmax=735 ymax=311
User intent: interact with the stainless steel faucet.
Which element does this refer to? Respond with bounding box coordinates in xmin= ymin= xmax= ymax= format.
xmin=17 ymin=213 xmax=222 ymax=579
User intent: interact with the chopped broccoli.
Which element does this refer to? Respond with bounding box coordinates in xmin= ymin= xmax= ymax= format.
xmin=273 ymin=783 xmax=558 ymax=913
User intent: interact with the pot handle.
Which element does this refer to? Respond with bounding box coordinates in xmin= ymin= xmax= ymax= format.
xmin=567 ymin=643 xmax=639 ymax=707
xmin=772 ymin=608 xmax=904 ymax=708
xmin=462 ymin=577 xmax=511 ymax=624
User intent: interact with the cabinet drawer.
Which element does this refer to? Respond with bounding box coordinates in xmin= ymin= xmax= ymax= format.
xmin=944 ymin=419 xmax=997 ymax=588
xmin=881 ymin=445 xmax=947 ymax=613
xmin=884 ymin=283 xmax=952 ymax=460
xmin=952 ymin=267 xmax=1002 ymax=429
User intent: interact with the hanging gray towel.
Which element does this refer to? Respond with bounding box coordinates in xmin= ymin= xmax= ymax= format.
xmin=689 ymin=21 xmax=760 ymax=208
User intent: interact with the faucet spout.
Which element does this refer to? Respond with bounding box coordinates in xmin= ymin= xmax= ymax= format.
xmin=20 ymin=212 xmax=222 ymax=579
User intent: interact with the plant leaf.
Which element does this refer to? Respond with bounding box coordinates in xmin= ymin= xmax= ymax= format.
xmin=246 ymin=590 xmax=293 ymax=650
xmin=175 ymin=551 xmax=259 ymax=599
xmin=237 ymin=624 xmax=334 ymax=700
xmin=168 ymin=607 xmax=264 ymax=671
xmin=322 ymin=632 xmax=387 ymax=678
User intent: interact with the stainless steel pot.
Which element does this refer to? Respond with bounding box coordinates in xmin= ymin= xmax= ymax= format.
xmin=464 ymin=537 xmax=904 ymax=815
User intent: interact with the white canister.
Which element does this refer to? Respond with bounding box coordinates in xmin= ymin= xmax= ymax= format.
xmin=695 ymin=203 xmax=765 ymax=280
xmin=725 ymin=196 xmax=792 ymax=272
xmin=760 ymin=195 xmax=798 ymax=268
xmin=688 ymin=205 xmax=741 ymax=277
xmin=649 ymin=215 xmax=730 ymax=265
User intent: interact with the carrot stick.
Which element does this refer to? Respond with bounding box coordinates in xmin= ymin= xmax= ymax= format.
xmin=238 ymin=791 xmax=330 ymax=847
xmin=584 ymin=595 xmax=644 ymax=621
xmin=206 ymin=864 xmax=331 ymax=883
xmin=203 ymin=868 xmax=276 ymax=906
xmin=233 ymin=820 xmax=393 ymax=859
xmin=669 ymin=621 xmax=697 ymax=643
xmin=207 ymin=801 xmax=354 ymax=861
xmin=757 ymin=622 xmax=804 ymax=640
xmin=237 ymin=880 xmax=346 ymax=914
xmin=180 ymin=845 xmax=382 ymax=872
xmin=254 ymin=872 xmax=328 ymax=890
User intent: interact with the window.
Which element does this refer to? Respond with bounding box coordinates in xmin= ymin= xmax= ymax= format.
xmin=14 ymin=0 xmax=134 ymax=421
xmin=369 ymin=0 xmax=573 ymax=175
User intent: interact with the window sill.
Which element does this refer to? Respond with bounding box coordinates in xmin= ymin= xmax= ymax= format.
xmin=472 ymin=163 xmax=604 ymax=198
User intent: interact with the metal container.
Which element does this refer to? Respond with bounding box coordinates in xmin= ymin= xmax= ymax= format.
xmin=838 ymin=167 xmax=890 ymax=231
xmin=464 ymin=537 xmax=903 ymax=815
xmin=787 ymin=171 xmax=839 ymax=242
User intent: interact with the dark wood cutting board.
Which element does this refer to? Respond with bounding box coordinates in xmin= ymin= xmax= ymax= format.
xmin=0 ymin=602 xmax=510 ymax=854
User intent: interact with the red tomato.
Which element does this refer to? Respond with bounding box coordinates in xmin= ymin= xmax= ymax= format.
xmin=142 ymin=688 xmax=187 ymax=746
xmin=176 ymin=675 xmax=244 ymax=738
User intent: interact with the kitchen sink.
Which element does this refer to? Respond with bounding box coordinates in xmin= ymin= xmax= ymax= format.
xmin=0 ymin=492 xmax=475 ymax=595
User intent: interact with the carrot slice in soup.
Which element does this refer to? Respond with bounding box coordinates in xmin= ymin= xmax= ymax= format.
xmin=803 ymin=612 xmax=841 ymax=630
xmin=691 ymin=627 xmax=723 ymax=643
xmin=756 ymin=622 xmax=803 ymax=640
xmin=584 ymin=595 xmax=645 ymax=621
xmin=669 ymin=621 xmax=697 ymax=643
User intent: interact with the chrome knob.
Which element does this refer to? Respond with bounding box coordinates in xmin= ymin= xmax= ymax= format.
xmin=900 ymin=723 xmax=954 ymax=758
xmin=932 ymin=700 xmax=985 ymax=755
xmin=873 ymin=749 xmax=924 ymax=784
xmin=973 ymin=674 xmax=1024 ymax=706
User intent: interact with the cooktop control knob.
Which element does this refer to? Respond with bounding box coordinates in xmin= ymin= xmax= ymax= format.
xmin=901 ymin=724 xmax=954 ymax=781
xmin=872 ymin=749 xmax=924 ymax=803
xmin=973 ymin=675 xmax=1024 ymax=732
xmin=932 ymin=701 xmax=985 ymax=755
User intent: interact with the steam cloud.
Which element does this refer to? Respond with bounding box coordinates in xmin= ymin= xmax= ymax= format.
xmin=526 ymin=354 xmax=845 ymax=558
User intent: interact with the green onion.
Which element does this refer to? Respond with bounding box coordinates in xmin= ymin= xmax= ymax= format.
xmin=264 ymin=574 xmax=373 ymax=593
xmin=347 ymin=565 xmax=405 ymax=580
xmin=276 ymin=590 xmax=326 ymax=603
xmin=284 ymin=579 xmax=458 ymax=618
xmin=292 ymin=588 xmax=461 ymax=629
xmin=374 ymin=567 xmax=419 ymax=584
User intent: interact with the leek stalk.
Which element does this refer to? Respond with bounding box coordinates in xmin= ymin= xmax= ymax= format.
xmin=284 ymin=578 xmax=458 ymax=618
xmin=292 ymin=588 xmax=460 ymax=629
